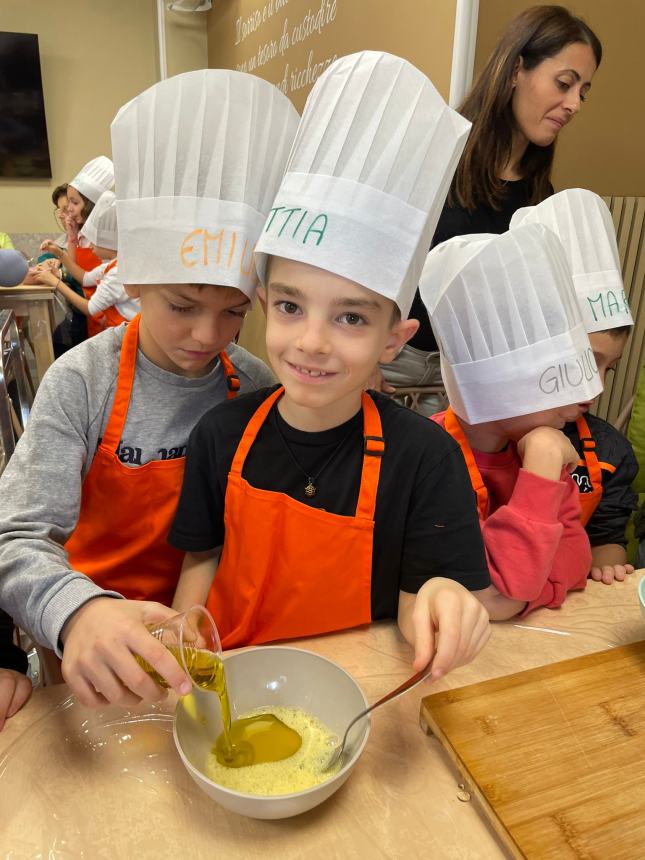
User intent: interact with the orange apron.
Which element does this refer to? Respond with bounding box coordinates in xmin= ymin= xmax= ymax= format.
xmin=75 ymin=245 xmax=105 ymax=337
xmin=66 ymin=315 xmax=239 ymax=604
xmin=443 ymin=406 xmax=489 ymax=521
xmin=574 ymin=414 xmax=603 ymax=527
xmin=91 ymin=259 xmax=127 ymax=330
xmin=206 ymin=387 xmax=384 ymax=648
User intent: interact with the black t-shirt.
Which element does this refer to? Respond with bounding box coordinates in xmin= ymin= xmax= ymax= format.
xmin=169 ymin=386 xmax=490 ymax=620
xmin=564 ymin=413 xmax=639 ymax=547
xmin=409 ymin=178 xmax=534 ymax=352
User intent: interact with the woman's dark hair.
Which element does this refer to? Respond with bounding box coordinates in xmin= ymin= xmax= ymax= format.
xmin=450 ymin=5 xmax=602 ymax=212
xmin=51 ymin=183 xmax=68 ymax=206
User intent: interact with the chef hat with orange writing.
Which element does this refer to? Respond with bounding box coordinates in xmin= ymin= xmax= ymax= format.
xmin=255 ymin=51 xmax=471 ymax=318
xmin=111 ymin=69 xmax=298 ymax=296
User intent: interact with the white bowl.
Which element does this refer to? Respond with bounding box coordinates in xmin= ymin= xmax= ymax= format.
xmin=173 ymin=645 xmax=370 ymax=819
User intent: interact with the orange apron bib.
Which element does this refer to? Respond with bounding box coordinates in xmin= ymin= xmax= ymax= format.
xmin=574 ymin=414 xmax=603 ymax=527
xmin=443 ymin=406 xmax=489 ymax=521
xmin=75 ymin=245 xmax=105 ymax=337
xmin=206 ymin=387 xmax=384 ymax=648
xmin=66 ymin=315 xmax=239 ymax=604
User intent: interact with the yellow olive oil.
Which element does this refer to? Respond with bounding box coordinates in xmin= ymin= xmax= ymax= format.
xmin=136 ymin=646 xmax=302 ymax=768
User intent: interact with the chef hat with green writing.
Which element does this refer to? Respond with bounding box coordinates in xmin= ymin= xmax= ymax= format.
xmin=255 ymin=51 xmax=471 ymax=318
xmin=111 ymin=69 xmax=298 ymax=295
xmin=510 ymin=189 xmax=633 ymax=333
xmin=420 ymin=223 xmax=602 ymax=424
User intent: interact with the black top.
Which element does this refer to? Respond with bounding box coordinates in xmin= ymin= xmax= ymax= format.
xmin=564 ymin=413 xmax=639 ymax=547
xmin=169 ymin=386 xmax=490 ymax=620
xmin=409 ymin=179 xmax=534 ymax=352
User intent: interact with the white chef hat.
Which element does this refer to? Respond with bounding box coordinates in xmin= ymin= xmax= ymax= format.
xmin=255 ymin=51 xmax=471 ymax=318
xmin=80 ymin=191 xmax=118 ymax=250
xmin=420 ymin=223 xmax=602 ymax=424
xmin=111 ymin=69 xmax=298 ymax=296
xmin=69 ymin=156 xmax=115 ymax=204
xmin=510 ymin=189 xmax=633 ymax=333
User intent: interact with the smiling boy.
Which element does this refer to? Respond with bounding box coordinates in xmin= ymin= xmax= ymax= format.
xmin=0 ymin=69 xmax=298 ymax=707
xmin=170 ymin=52 xmax=493 ymax=680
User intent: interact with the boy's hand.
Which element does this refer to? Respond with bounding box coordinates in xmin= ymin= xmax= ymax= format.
xmin=0 ymin=668 xmax=32 ymax=731
xmin=60 ymin=597 xmax=192 ymax=708
xmin=517 ymin=427 xmax=579 ymax=480
xmin=590 ymin=563 xmax=634 ymax=584
xmin=398 ymin=578 xmax=490 ymax=679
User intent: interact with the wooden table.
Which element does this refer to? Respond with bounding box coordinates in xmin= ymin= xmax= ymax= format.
xmin=0 ymin=282 xmax=56 ymax=386
xmin=1 ymin=573 xmax=644 ymax=858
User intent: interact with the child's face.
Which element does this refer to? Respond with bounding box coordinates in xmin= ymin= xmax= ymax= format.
xmin=66 ymin=186 xmax=85 ymax=224
xmin=259 ymin=257 xmax=417 ymax=425
xmin=125 ymin=283 xmax=250 ymax=377
xmin=497 ymin=404 xmax=584 ymax=442
xmin=588 ymin=330 xmax=628 ymax=388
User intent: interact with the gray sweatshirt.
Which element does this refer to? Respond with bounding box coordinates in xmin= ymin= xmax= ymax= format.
xmin=0 ymin=325 xmax=274 ymax=653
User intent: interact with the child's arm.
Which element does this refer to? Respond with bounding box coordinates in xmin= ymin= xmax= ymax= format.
xmin=482 ymin=427 xmax=591 ymax=612
xmin=87 ymin=265 xmax=125 ymax=315
xmin=398 ymin=578 xmax=490 ymax=678
xmin=172 ymin=550 xmax=219 ymax=611
xmin=40 ymin=239 xmax=87 ymax=285
xmin=33 ymin=269 xmax=91 ymax=315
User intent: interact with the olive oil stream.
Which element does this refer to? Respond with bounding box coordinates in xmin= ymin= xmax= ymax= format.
xmin=136 ymin=647 xmax=301 ymax=767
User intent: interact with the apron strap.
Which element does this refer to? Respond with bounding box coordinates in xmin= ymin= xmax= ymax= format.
xmin=576 ymin=414 xmax=602 ymax=490
xmin=101 ymin=315 xmax=141 ymax=451
xmin=355 ymin=392 xmax=384 ymax=521
xmin=219 ymin=350 xmax=240 ymax=399
xmin=230 ymin=386 xmax=284 ymax=476
xmin=444 ymin=406 xmax=489 ymax=521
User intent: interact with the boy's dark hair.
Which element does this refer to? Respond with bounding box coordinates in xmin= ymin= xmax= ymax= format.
xmin=51 ymin=183 xmax=68 ymax=206
xmin=603 ymin=325 xmax=632 ymax=339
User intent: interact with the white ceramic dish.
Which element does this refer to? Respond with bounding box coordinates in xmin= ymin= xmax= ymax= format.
xmin=173 ymin=645 xmax=370 ymax=819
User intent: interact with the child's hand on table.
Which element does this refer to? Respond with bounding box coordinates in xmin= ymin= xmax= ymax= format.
xmin=590 ymin=563 xmax=635 ymax=584
xmin=60 ymin=597 xmax=192 ymax=708
xmin=0 ymin=668 xmax=32 ymax=731
xmin=398 ymin=578 xmax=490 ymax=679
xmin=39 ymin=240 xmax=64 ymax=259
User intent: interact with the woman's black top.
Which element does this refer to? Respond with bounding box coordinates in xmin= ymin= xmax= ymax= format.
xmin=409 ymin=178 xmax=534 ymax=352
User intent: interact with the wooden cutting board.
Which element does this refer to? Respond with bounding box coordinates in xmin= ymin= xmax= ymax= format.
xmin=420 ymin=641 xmax=645 ymax=860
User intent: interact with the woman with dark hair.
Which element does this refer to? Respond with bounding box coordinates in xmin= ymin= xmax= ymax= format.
xmin=383 ymin=4 xmax=602 ymax=414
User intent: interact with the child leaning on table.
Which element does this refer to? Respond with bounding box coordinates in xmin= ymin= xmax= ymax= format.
xmin=169 ymin=52 xmax=493 ymax=680
xmin=0 ymin=69 xmax=298 ymax=708
xmin=35 ymin=190 xmax=140 ymax=329
xmin=510 ymin=189 xmax=638 ymax=584
xmin=421 ymin=223 xmax=603 ymax=619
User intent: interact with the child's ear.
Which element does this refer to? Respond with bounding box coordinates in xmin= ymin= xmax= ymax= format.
xmin=124 ymin=284 xmax=141 ymax=299
xmin=256 ymin=286 xmax=267 ymax=313
xmin=379 ymin=318 xmax=419 ymax=364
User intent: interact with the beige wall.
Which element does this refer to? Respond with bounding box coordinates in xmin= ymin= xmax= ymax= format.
xmin=475 ymin=0 xmax=645 ymax=196
xmin=206 ymin=0 xmax=458 ymax=360
xmin=206 ymin=0 xmax=457 ymax=111
xmin=0 ymin=0 xmax=208 ymax=233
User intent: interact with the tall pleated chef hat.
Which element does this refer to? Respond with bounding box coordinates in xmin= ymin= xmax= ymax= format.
xmin=80 ymin=191 xmax=118 ymax=250
xmin=255 ymin=51 xmax=471 ymax=318
xmin=419 ymin=223 xmax=602 ymax=424
xmin=69 ymin=156 xmax=115 ymax=204
xmin=510 ymin=189 xmax=633 ymax=333
xmin=111 ymin=69 xmax=299 ymax=295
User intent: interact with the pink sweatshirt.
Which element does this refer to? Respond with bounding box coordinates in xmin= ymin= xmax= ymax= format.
xmin=434 ymin=412 xmax=590 ymax=613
